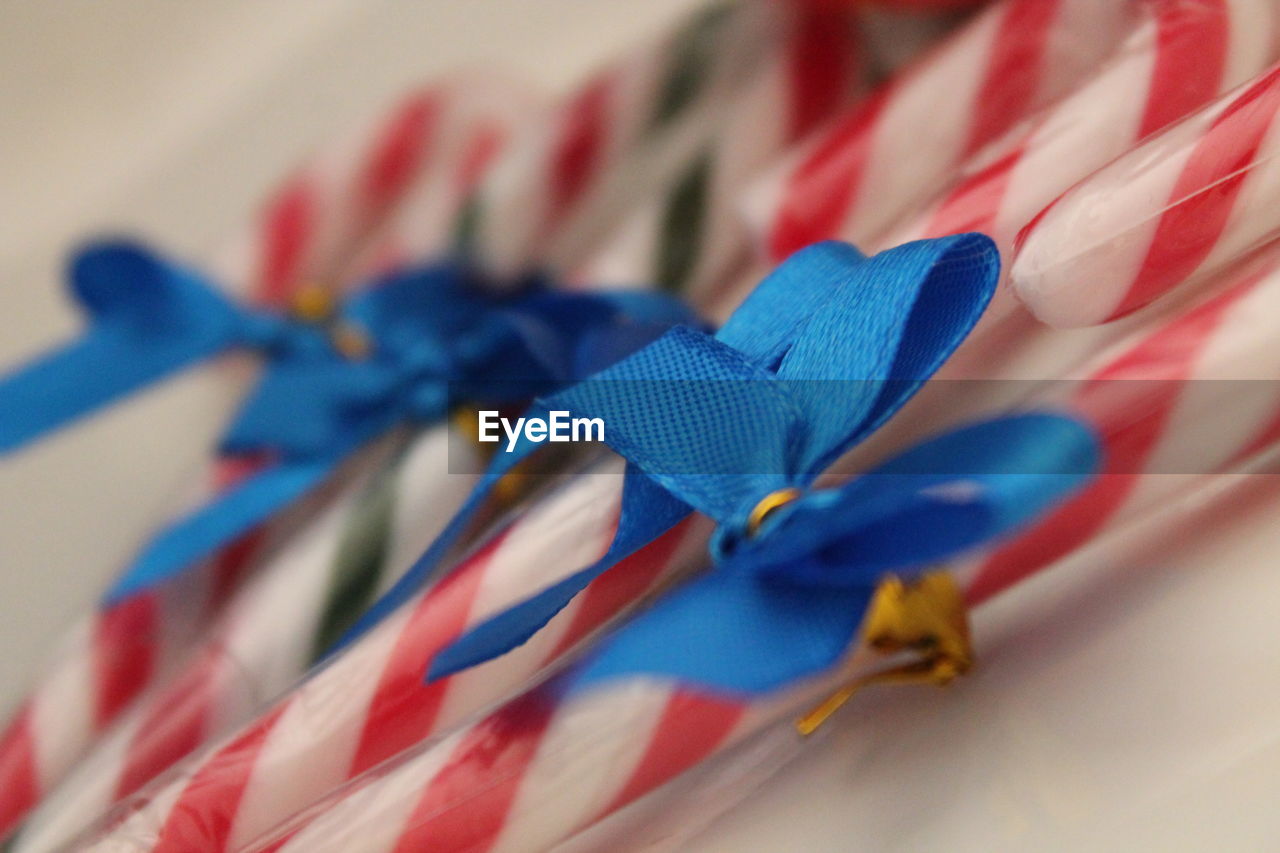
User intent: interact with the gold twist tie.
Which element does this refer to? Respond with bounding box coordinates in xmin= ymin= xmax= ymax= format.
xmin=288 ymin=284 xmax=372 ymax=360
xmin=746 ymin=487 xmax=804 ymax=538
xmin=796 ymin=571 xmax=972 ymax=736
xmin=331 ymin=323 xmax=372 ymax=360
xmin=289 ymin=283 xmax=336 ymax=323
xmin=450 ymin=407 xmax=537 ymax=509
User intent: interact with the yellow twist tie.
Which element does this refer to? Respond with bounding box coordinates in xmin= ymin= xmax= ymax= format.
xmin=289 ymin=283 xmax=336 ymax=323
xmin=796 ymin=572 xmax=972 ymax=736
xmin=450 ymin=407 xmax=537 ymax=509
xmin=331 ymin=323 xmax=372 ymax=361
xmin=746 ymin=487 xmax=803 ymax=538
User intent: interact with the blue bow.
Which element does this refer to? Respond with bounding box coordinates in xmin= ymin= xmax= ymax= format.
xmin=567 ymin=412 xmax=1096 ymax=695
xmin=0 ymin=241 xmax=694 ymax=603
xmin=413 ymin=234 xmax=1094 ymax=686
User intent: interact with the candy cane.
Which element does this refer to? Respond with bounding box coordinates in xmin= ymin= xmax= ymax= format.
xmin=8 ymin=428 xmax=482 ymax=853
xmin=1014 ymin=62 xmax=1280 ymax=328
xmin=849 ymin=0 xmax=1280 ymax=396
xmin=882 ymin=0 xmax=1277 ymax=255
xmin=465 ymin=1 xmax=789 ymax=282
xmin=22 ymin=8 xmax=876 ymax=848
xmin=227 ymin=239 xmax=1280 ymax=853
xmin=747 ymin=0 xmax=1134 ymax=260
xmin=0 ymin=73 xmax=536 ymax=842
xmin=574 ymin=3 xmax=865 ymax=300
xmin=68 ymin=459 xmax=705 ymax=853
xmin=244 ymin=445 xmax=1280 ymax=853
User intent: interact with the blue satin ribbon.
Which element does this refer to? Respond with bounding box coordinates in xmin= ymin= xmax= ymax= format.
xmin=568 ymin=412 xmax=1096 ymax=695
xmin=415 ymin=234 xmax=1091 ymax=687
xmin=0 ymin=240 xmax=694 ymax=603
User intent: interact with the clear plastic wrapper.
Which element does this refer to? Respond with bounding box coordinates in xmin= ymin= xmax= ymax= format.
xmin=20 ymin=4 xmax=878 ymax=849
xmin=745 ymin=0 xmax=1135 ymax=258
xmin=0 ymin=71 xmax=539 ymax=842
xmin=5 ymin=3 xmax=871 ymax=846
xmin=20 ymin=2 xmax=1280 ymax=850
xmin=220 ymin=240 xmax=1280 ymax=853
xmin=1014 ymin=61 xmax=1280 ymax=328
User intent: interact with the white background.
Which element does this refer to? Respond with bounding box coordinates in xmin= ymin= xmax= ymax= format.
xmin=2 ymin=3 xmax=1279 ymax=850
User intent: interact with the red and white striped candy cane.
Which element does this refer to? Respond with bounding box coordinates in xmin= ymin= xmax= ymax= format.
xmin=9 ymin=10 xmax=837 ymax=838
xmin=70 ymin=459 xmax=706 ymax=853
xmin=28 ymin=7 xmax=879 ymax=846
xmin=0 ymin=73 xmax=536 ymax=842
xmin=967 ymin=241 xmax=1280 ymax=599
xmin=574 ymin=2 xmax=866 ymax=300
xmin=465 ymin=1 xmax=788 ymax=282
xmin=228 ymin=240 xmax=1280 ymax=853
xmin=881 ymin=0 xmax=1277 ymax=256
xmin=1014 ymin=61 xmax=1280 ymax=328
xmin=748 ymin=0 xmax=1134 ymax=260
xmin=6 ymin=75 xmax=546 ymax=851
xmin=859 ymin=0 xmax=1279 ymax=393
xmin=8 ymin=430 xmax=477 ymax=853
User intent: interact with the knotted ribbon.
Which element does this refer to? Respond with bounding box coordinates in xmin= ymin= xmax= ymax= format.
xmin=0 ymin=241 xmax=693 ymax=603
xmin=419 ymin=235 xmax=1099 ymax=690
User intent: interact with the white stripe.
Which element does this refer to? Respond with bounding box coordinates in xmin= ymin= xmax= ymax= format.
xmin=272 ymin=730 xmax=467 ymax=853
xmin=15 ymin=704 xmax=141 ymax=853
xmin=434 ymin=464 xmax=622 ymax=726
xmin=226 ymin=603 xmax=414 ymax=850
xmin=847 ymin=4 xmax=1000 ymax=243
xmin=30 ymin=618 xmax=97 ymax=791
xmin=489 ymin=680 xmax=677 ymax=853
xmin=1221 ymin=0 xmax=1280 ymax=92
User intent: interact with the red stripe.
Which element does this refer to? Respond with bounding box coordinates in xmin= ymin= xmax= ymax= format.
xmin=93 ymin=595 xmax=158 ymax=730
xmin=785 ymin=7 xmax=858 ymax=141
xmin=361 ymin=91 xmax=441 ymax=214
xmin=544 ymin=76 xmax=611 ymax=232
xmin=348 ymin=531 xmax=508 ymax=776
xmin=969 ymin=278 xmax=1249 ymax=602
xmin=768 ymin=89 xmax=891 ymax=260
xmin=1137 ymin=0 xmax=1229 ymax=140
xmin=207 ymin=456 xmax=273 ymax=612
xmin=920 ymin=145 xmax=1024 ymax=238
xmin=391 ymin=691 xmax=557 ymax=853
xmin=255 ymin=176 xmax=316 ymax=308
xmin=115 ymin=647 xmax=222 ymax=799
xmin=0 ymin=704 xmax=41 ymax=839
xmin=248 ymin=832 xmax=295 ymax=853
xmin=543 ymin=519 xmax=690 ymax=662
xmin=456 ymin=123 xmax=506 ymax=192
xmin=963 ymin=0 xmax=1060 ymax=157
xmin=600 ymin=690 xmax=743 ymax=817
xmin=153 ymin=706 xmax=288 ymax=853
xmin=1231 ymin=400 xmax=1280 ymax=465
xmin=1112 ymin=66 xmax=1280 ymax=321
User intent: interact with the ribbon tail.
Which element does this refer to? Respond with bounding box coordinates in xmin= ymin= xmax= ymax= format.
xmin=0 ymin=241 xmax=249 ymax=453
xmin=0 ymin=330 xmax=232 ymax=454
xmin=570 ymin=571 xmax=872 ymax=696
xmin=104 ymin=458 xmax=335 ymax=602
xmin=427 ymin=555 xmax=620 ymax=681
xmin=329 ymin=417 xmax=553 ymax=654
xmin=427 ymin=467 xmax=689 ymax=681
